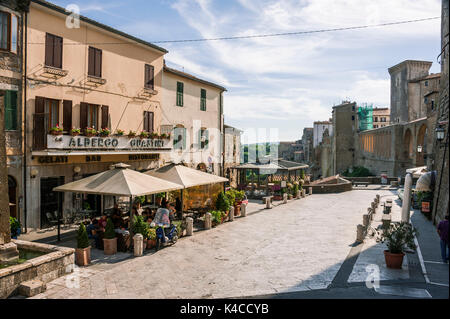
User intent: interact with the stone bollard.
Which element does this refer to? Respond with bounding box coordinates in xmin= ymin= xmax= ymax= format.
xmin=376 ymin=194 xmax=380 ymax=202
xmin=205 ymin=213 xmax=212 ymax=230
xmin=309 ymin=187 xmax=313 ymax=195
xmin=302 ymin=189 xmax=306 ymax=197
xmin=283 ymin=193 xmax=288 ymax=204
xmin=266 ymin=198 xmax=272 ymax=209
xmin=371 ymin=202 xmax=376 ymax=212
xmin=133 ymin=234 xmax=144 ymax=257
xmin=363 ymin=214 xmax=370 ymax=227
xmin=356 ymin=224 xmax=365 ymax=243
xmin=296 ymin=190 xmax=301 ymax=199
xmin=186 ymin=217 xmax=194 ymax=236
xmin=229 ymin=206 xmax=235 ymax=222
xmin=382 ymin=214 xmax=392 ymax=230
xmin=402 ymin=173 xmax=413 ymax=223
xmin=241 ymin=203 xmax=247 ymax=217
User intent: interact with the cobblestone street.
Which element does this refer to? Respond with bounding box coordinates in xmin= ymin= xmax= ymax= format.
xmin=31 ymin=189 xmax=395 ymax=299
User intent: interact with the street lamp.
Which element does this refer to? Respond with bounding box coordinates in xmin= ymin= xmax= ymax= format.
xmin=436 ymin=127 xmax=445 ymax=142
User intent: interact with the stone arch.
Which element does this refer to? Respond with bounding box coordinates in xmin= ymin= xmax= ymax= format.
xmin=416 ymin=124 xmax=427 ymax=166
xmin=403 ymin=129 xmax=413 ymax=161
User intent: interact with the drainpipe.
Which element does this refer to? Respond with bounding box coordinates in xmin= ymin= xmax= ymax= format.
xmin=22 ymin=11 xmax=28 ymax=233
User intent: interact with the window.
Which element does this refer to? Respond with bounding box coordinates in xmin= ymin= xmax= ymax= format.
xmin=351 ymin=115 xmax=355 ymax=121
xmin=199 ymin=128 xmax=209 ymax=149
xmin=88 ymin=47 xmax=102 ymax=78
xmin=45 ymin=33 xmax=63 ymax=68
xmin=87 ymin=104 xmax=98 ymax=128
xmin=374 ymin=117 xmax=378 ymax=122
xmin=45 ymin=99 xmax=60 ymax=129
xmin=143 ymin=111 xmax=154 ymax=133
xmin=144 ymin=64 xmax=154 ymax=90
xmin=4 ymin=90 xmax=17 ymax=130
xmin=374 ymin=125 xmax=378 ymax=129
xmin=0 ymin=11 xmax=18 ymax=53
xmin=431 ymin=100 xmax=435 ymax=111
xmin=424 ymin=81 xmax=429 ymax=87
xmin=424 ymin=97 xmax=428 ymax=104
xmin=173 ymin=126 xmax=186 ymax=150
xmin=176 ymin=82 xmax=184 ymax=106
xmin=200 ymin=89 xmax=206 ymax=111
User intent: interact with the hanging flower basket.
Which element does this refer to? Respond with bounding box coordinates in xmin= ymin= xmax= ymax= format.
xmin=85 ymin=128 xmax=97 ymax=137
xmin=50 ymin=125 xmax=63 ymax=135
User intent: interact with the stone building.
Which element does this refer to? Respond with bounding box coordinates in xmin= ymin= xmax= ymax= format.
xmin=161 ymin=64 xmax=226 ymax=176
xmin=312 ymin=128 xmax=332 ymax=179
xmin=431 ymin=0 xmax=449 ymax=224
xmin=224 ymin=124 xmax=242 ymax=188
xmin=1 ymin=0 xmax=28 ymax=228
xmin=301 ymin=127 xmax=313 ymax=164
xmin=313 ymin=120 xmax=332 ymax=148
xmin=331 ymin=101 xmax=357 ymax=175
xmin=23 ymin=0 xmax=172 ymax=230
xmin=372 ymin=107 xmax=389 ymax=129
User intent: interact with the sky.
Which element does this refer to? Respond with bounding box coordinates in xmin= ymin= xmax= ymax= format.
xmin=50 ymin=0 xmax=442 ymax=143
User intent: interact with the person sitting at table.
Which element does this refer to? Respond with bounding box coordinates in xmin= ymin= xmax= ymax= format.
xmin=86 ymin=218 xmax=99 ymax=239
xmin=98 ymin=214 xmax=108 ymax=232
xmin=152 ymin=201 xmax=171 ymax=227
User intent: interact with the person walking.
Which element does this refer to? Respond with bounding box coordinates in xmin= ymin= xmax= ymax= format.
xmin=437 ymin=213 xmax=449 ymax=264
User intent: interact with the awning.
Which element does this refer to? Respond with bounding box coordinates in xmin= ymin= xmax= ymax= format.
xmin=53 ymin=163 xmax=183 ymax=196
xmin=406 ymin=166 xmax=428 ymax=178
xmin=145 ymin=163 xmax=228 ymax=188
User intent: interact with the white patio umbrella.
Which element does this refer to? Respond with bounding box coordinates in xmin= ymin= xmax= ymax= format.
xmin=145 ymin=163 xmax=228 ymax=214
xmin=53 ymin=163 xmax=184 ymax=230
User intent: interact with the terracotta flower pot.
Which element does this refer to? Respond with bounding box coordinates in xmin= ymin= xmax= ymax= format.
xmin=147 ymin=239 xmax=156 ymax=249
xmin=234 ymin=205 xmax=241 ymax=216
xmin=384 ymin=250 xmax=405 ymax=269
xmin=103 ymin=237 xmax=117 ymax=255
xmin=50 ymin=131 xmax=63 ymax=136
xmin=75 ymin=247 xmax=91 ymax=266
xmin=71 ymin=132 xmax=80 ymax=136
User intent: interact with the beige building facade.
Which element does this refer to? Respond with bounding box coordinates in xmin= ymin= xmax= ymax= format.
xmin=224 ymin=124 xmax=242 ymax=188
xmin=372 ymin=107 xmax=389 ymax=129
xmin=161 ymin=65 xmax=226 ymax=176
xmin=24 ymin=1 xmax=171 ymax=229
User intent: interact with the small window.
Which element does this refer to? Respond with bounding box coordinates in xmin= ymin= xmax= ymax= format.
xmin=200 ymin=89 xmax=206 ymax=111
xmin=431 ymin=100 xmax=435 ymax=110
xmin=424 ymin=81 xmax=429 ymax=87
xmin=424 ymin=97 xmax=428 ymax=104
xmin=199 ymin=128 xmax=209 ymax=149
xmin=143 ymin=111 xmax=154 ymax=133
xmin=87 ymin=104 xmax=98 ymax=129
xmin=351 ymin=115 xmax=355 ymax=121
xmin=0 ymin=11 xmax=18 ymax=53
xmin=45 ymin=99 xmax=60 ymax=129
xmin=45 ymin=33 xmax=63 ymax=68
xmin=176 ymin=82 xmax=184 ymax=107
xmin=173 ymin=126 xmax=186 ymax=150
xmin=88 ymin=47 xmax=102 ymax=78
xmin=4 ymin=90 xmax=17 ymax=130
xmin=144 ymin=64 xmax=154 ymax=90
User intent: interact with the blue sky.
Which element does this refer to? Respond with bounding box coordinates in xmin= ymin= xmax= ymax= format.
xmin=50 ymin=0 xmax=442 ymax=143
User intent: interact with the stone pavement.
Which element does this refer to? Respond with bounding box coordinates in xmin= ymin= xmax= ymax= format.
xmin=30 ymin=189 xmax=392 ymax=299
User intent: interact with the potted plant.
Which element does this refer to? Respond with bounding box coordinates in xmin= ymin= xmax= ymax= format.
xmin=293 ymin=184 xmax=299 ymax=199
xmin=147 ymin=228 xmax=157 ymax=249
xmin=115 ymin=129 xmax=125 ymax=136
xmin=139 ymin=131 xmax=149 ymax=139
xmin=85 ymin=127 xmax=97 ymax=137
xmin=103 ymin=218 xmax=117 ymax=255
xmin=210 ymin=210 xmax=223 ymax=227
xmin=99 ymin=128 xmax=110 ymax=137
xmin=9 ymin=217 xmax=21 ymax=239
xmin=380 ymin=222 xmax=417 ymax=269
xmin=70 ymin=127 xmax=81 ymax=136
xmin=233 ymin=190 xmax=245 ymax=216
xmin=49 ymin=124 xmax=63 ymax=136
xmin=216 ymin=191 xmax=231 ymax=217
xmin=75 ymin=223 xmax=91 ymax=266
xmin=132 ymin=215 xmax=149 ymax=250
xmin=128 ymin=130 xmax=137 ymax=138
xmin=149 ymin=132 xmax=159 ymax=139
xmin=160 ymin=133 xmax=169 ymax=140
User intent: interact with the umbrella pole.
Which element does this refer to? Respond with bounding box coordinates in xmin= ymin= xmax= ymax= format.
xmin=181 ymin=189 xmax=184 ymax=218
xmin=129 ymin=196 xmax=133 ymax=237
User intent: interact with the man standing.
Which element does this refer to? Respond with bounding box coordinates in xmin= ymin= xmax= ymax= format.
xmin=437 ymin=213 xmax=449 ymax=264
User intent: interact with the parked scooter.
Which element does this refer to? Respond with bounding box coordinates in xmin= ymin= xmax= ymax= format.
xmin=151 ymin=222 xmax=178 ymax=251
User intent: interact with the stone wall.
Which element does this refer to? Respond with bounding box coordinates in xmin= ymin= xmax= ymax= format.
xmin=0 ymin=240 xmax=74 ymax=299
xmin=432 ymin=0 xmax=449 ymax=223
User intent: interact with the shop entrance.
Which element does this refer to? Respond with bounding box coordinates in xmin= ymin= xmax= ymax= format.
xmin=8 ymin=175 xmax=17 ymax=218
xmin=40 ymin=176 xmax=64 ymax=229
xmin=81 ymin=173 xmax=102 ymax=217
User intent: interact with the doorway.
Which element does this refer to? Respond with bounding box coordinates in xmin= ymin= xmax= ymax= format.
xmin=40 ymin=176 xmax=64 ymax=229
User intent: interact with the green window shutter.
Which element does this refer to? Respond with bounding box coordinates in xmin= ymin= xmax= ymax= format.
xmin=4 ymin=91 xmax=17 ymax=130
xmin=198 ymin=129 xmax=202 ymax=149
xmin=204 ymin=129 xmax=209 ymax=149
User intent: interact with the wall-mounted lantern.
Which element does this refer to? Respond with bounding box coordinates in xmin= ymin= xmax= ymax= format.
xmin=436 ymin=127 xmax=445 ymax=142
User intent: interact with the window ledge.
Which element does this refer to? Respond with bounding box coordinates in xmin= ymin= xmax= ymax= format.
xmin=86 ymin=75 xmax=107 ymax=85
xmin=143 ymin=88 xmax=158 ymax=96
xmin=43 ymin=66 xmax=68 ymax=77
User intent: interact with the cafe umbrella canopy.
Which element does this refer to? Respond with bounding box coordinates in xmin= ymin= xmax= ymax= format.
xmin=145 ymin=163 xmax=228 ymax=214
xmin=53 ymin=163 xmax=184 ymax=222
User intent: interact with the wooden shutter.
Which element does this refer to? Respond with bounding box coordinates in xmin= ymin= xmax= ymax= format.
xmin=35 ymin=96 xmax=45 ymax=113
xmin=33 ymin=113 xmax=47 ymax=150
xmin=80 ymin=102 xmax=88 ymax=129
xmin=101 ymin=105 xmax=109 ymax=129
xmin=145 ymin=64 xmax=154 ymax=89
xmin=88 ymin=47 xmax=95 ymax=76
xmin=45 ymin=33 xmax=53 ymax=67
xmin=54 ymin=35 xmax=63 ymax=69
xmin=63 ymin=100 xmax=72 ymax=132
xmin=148 ymin=112 xmax=154 ymax=133
xmin=95 ymin=49 xmax=102 ymax=77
